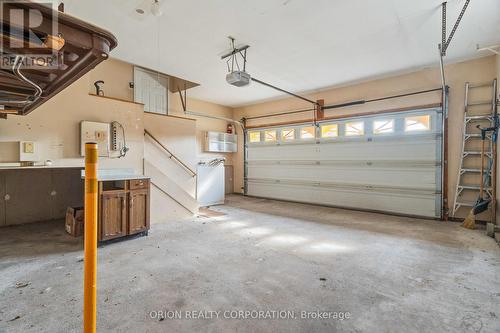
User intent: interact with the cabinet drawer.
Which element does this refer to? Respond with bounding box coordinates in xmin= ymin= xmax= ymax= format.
xmin=129 ymin=179 xmax=149 ymax=190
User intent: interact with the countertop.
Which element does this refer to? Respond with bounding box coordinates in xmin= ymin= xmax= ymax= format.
xmin=0 ymin=165 xmax=149 ymax=181
xmin=0 ymin=165 xmax=83 ymax=170
xmin=93 ymin=174 xmax=150 ymax=181
xmin=80 ymin=168 xmax=149 ymax=181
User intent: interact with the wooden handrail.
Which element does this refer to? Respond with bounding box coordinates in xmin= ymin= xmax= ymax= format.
xmin=144 ymin=129 xmax=197 ymax=177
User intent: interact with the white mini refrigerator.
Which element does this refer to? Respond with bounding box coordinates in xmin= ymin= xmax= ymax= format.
xmin=196 ymin=160 xmax=225 ymax=207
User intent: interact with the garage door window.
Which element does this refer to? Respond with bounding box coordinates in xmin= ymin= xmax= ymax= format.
xmin=264 ymin=130 xmax=277 ymax=142
xmin=281 ymin=128 xmax=295 ymax=141
xmin=405 ymin=115 xmax=430 ymax=132
xmin=321 ymin=124 xmax=338 ymax=138
xmin=249 ymin=131 xmax=261 ymax=143
xmin=300 ymin=126 xmax=315 ymax=139
xmin=345 ymin=122 xmax=364 ymax=136
xmin=373 ymin=120 xmax=394 ymax=134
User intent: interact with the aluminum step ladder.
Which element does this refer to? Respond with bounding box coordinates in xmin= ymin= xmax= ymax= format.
xmin=452 ymin=79 xmax=497 ymax=217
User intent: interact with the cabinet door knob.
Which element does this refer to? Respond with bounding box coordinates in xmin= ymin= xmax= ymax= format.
xmin=4 ymin=194 xmax=10 ymax=201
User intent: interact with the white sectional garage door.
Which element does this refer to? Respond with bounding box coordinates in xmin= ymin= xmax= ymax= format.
xmin=245 ymin=108 xmax=443 ymax=218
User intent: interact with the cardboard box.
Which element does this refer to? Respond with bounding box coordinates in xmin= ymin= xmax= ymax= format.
xmin=65 ymin=207 xmax=84 ymax=237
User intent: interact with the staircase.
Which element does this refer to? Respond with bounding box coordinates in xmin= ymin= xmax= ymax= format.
xmin=144 ymin=129 xmax=199 ymax=216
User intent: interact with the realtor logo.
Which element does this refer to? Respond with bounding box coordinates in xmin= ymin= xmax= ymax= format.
xmin=0 ymin=1 xmax=61 ymax=68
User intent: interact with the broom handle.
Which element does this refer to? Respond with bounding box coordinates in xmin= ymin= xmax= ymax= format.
xmin=480 ymin=137 xmax=485 ymax=198
xmin=492 ymin=139 xmax=497 ymax=224
xmin=492 ymin=103 xmax=498 ymax=224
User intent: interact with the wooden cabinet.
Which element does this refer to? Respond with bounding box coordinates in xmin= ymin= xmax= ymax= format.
xmin=129 ymin=179 xmax=148 ymax=190
xmin=100 ymin=191 xmax=127 ymax=241
xmin=98 ymin=178 xmax=150 ymax=242
xmin=129 ymin=189 xmax=149 ymax=235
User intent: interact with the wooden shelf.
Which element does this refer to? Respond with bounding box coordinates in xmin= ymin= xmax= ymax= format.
xmin=88 ymin=93 xmax=144 ymax=106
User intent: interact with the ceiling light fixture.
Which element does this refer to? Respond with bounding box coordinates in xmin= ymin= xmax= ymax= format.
xmin=151 ymin=0 xmax=162 ymax=17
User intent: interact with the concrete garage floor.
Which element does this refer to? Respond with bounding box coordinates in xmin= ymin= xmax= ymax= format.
xmin=1 ymin=195 xmax=499 ymax=333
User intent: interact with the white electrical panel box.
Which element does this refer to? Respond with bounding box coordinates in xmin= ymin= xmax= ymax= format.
xmin=80 ymin=121 xmax=110 ymax=157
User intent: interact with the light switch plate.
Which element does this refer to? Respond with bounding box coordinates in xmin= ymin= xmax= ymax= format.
xmin=23 ymin=142 xmax=34 ymax=153
xmin=19 ymin=141 xmax=38 ymax=162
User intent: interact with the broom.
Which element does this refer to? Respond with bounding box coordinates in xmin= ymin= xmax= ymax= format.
xmin=462 ymin=125 xmax=495 ymax=229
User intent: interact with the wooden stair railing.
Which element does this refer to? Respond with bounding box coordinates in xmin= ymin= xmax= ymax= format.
xmin=144 ymin=129 xmax=197 ymax=177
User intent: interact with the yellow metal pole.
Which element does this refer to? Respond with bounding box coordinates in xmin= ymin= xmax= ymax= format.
xmin=84 ymin=143 xmax=98 ymax=333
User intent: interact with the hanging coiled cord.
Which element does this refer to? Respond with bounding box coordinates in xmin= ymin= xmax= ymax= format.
xmin=0 ymin=56 xmax=44 ymax=112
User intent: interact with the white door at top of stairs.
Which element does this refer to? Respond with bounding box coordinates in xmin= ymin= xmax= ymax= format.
xmin=133 ymin=66 xmax=168 ymax=115
xmin=245 ymin=108 xmax=443 ymax=218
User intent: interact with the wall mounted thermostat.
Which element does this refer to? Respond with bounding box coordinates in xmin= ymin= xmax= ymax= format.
xmin=80 ymin=121 xmax=110 ymax=157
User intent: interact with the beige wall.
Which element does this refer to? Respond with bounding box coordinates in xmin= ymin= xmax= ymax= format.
xmin=88 ymin=58 xmax=134 ymax=101
xmin=233 ymin=56 xmax=497 ymax=218
xmin=0 ymin=68 xmax=145 ymax=173
xmin=169 ymin=96 xmax=235 ymax=165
